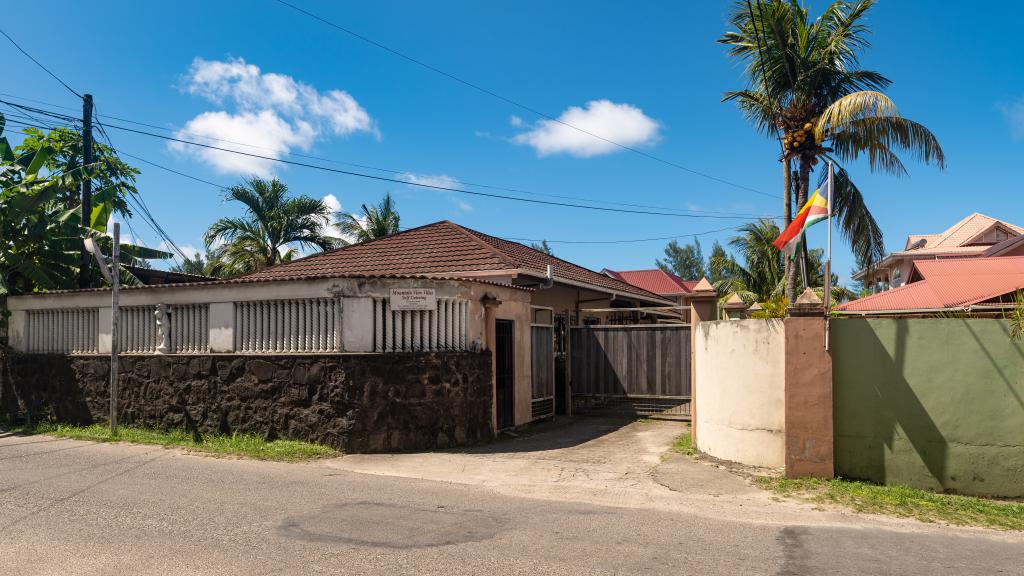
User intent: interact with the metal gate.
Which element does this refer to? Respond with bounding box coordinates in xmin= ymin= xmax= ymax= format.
xmin=570 ymin=324 xmax=691 ymax=418
xmin=530 ymin=307 xmax=555 ymax=421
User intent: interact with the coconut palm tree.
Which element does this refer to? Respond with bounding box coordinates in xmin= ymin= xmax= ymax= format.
xmin=204 ymin=177 xmax=339 ymax=275
xmin=709 ymin=218 xmax=785 ymax=303
xmin=710 ymin=218 xmax=854 ymax=305
xmin=335 ymin=192 xmax=400 ymax=243
xmin=719 ymin=0 xmax=944 ymax=301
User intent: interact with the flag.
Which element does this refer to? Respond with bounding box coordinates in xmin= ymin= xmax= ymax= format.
xmin=773 ymin=188 xmax=829 ymax=257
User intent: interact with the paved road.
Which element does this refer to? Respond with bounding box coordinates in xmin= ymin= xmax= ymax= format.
xmin=1 ymin=423 xmax=1021 ymax=575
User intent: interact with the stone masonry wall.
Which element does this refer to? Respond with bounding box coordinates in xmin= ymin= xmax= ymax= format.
xmin=0 ymin=352 xmax=492 ymax=453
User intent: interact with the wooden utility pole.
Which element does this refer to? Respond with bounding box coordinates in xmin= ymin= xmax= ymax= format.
xmin=79 ymin=93 xmax=94 ymax=288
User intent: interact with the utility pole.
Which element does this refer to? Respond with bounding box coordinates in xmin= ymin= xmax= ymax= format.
xmin=110 ymin=222 xmax=120 ymax=434
xmin=79 ymin=93 xmax=94 ymax=289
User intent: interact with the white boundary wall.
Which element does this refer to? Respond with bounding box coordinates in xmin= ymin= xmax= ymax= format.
xmin=694 ymin=319 xmax=785 ymax=469
xmin=4 ymin=277 xmax=515 ymax=355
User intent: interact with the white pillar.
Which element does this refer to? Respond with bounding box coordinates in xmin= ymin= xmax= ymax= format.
xmin=208 ymin=302 xmax=234 ymax=352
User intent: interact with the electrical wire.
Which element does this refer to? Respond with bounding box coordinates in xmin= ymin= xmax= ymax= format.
xmin=272 ymin=0 xmax=776 ymax=199
xmin=0 ymin=93 xmax=773 ymax=218
xmin=0 ymin=28 xmax=83 ymax=99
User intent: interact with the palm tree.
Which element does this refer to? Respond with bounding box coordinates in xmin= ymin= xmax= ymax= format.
xmin=335 ymin=192 xmax=400 ymax=243
xmin=719 ymin=0 xmax=944 ymax=301
xmin=169 ymin=248 xmax=232 ymax=278
xmin=204 ymin=177 xmax=339 ymax=275
xmin=709 ymin=218 xmax=785 ymax=303
xmin=710 ymin=218 xmax=854 ymax=305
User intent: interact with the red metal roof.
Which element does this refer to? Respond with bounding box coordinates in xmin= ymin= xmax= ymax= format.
xmin=242 ymin=221 xmax=668 ymax=302
xmin=838 ymin=256 xmax=1024 ymax=312
xmin=603 ymin=269 xmax=697 ymax=296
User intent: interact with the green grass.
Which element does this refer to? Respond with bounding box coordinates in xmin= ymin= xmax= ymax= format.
xmin=10 ymin=422 xmax=338 ymax=462
xmin=670 ymin=431 xmax=696 ymax=456
xmin=757 ymin=476 xmax=1024 ymax=531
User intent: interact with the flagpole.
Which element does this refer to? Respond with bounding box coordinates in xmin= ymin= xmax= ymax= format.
xmin=824 ymin=162 xmax=834 ymax=350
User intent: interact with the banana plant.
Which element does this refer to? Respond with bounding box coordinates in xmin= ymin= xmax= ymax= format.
xmin=0 ymin=114 xmax=169 ymax=295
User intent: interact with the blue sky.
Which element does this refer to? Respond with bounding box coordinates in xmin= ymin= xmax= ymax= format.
xmin=3 ymin=1 xmax=1022 ymax=283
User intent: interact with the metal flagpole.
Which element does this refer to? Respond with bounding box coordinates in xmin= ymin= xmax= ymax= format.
xmin=824 ymin=162 xmax=834 ymax=350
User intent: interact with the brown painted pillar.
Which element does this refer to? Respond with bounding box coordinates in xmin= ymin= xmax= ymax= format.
xmin=687 ymin=278 xmax=718 ymax=445
xmin=784 ymin=289 xmax=834 ymax=478
xmin=481 ymin=294 xmax=502 ymax=435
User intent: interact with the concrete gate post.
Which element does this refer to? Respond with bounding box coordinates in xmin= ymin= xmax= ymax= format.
xmin=784 ymin=289 xmax=834 ymax=478
xmin=481 ymin=293 xmax=502 ymax=435
xmin=687 ymin=278 xmax=718 ymax=445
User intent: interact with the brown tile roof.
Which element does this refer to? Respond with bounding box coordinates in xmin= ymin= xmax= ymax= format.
xmin=243 ymin=221 xmax=668 ymax=302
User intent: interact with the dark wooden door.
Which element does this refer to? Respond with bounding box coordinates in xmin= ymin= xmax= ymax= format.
xmin=495 ymin=320 xmax=515 ymax=430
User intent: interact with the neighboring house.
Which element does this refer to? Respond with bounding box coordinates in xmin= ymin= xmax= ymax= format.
xmin=838 ymin=256 xmax=1024 ymax=314
xmin=6 ymin=220 xmax=672 ymax=433
xmin=854 ymin=213 xmax=1024 ymax=292
xmin=601 ymin=268 xmax=700 ymax=322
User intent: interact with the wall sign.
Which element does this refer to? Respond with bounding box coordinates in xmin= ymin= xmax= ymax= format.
xmin=390 ymin=288 xmax=437 ymax=310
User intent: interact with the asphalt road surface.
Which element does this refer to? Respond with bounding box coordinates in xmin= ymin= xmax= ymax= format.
xmin=1 ymin=429 xmax=1021 ymax=575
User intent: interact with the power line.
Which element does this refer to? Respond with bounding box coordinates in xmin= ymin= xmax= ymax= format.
xmin=272 ymin=0 xmax=776 ymax=199
xmin=0 ymin=93 xmax=770 ymax=218
xmin=90 ymin=119 xmax=768 ymax=220
xmin=5 ymin=115 xmax=753 ymax=248
xmin=0 ymin=28 xmax=83 ymax=99
xmin=502 ymin=224 xmax=744 ymax=245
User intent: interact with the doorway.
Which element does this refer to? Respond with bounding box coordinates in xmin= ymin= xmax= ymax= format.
xmin=495 ymin=319 xmax=515 ymax=430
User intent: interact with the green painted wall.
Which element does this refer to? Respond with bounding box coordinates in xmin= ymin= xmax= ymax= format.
xmin=832 ymin=318 xmax=1024 ymax=497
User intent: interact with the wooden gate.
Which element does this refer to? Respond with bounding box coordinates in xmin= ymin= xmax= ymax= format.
xmin=570 ymin=324 xmax=691 ymax=418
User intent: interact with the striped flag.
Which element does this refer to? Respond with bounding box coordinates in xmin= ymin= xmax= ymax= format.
xmin=773 ymin=188 xmax=829 ymax=258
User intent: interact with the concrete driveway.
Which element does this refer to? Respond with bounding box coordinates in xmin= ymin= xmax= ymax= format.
xmin=2 ymin=419 xmax=1023 ymax=575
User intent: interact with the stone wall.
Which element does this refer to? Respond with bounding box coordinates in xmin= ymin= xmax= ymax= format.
xmin=0 ymin=352 xmax=492 ymax=453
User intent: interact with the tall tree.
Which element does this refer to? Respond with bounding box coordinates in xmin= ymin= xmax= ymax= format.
xmin=719 ymin=0 xmax=944 ymax=301
xmin=656 ymin=238 xmax=706 ymax=280
xmin=335 ymin=192 xmax=400 ymax=243
xmin=15 ymin=126 xmax=140 ymax=225
xmin=706 ymin=240 xmax=729 ymax=285
xmin=709 ymin=217 xmax=852 ymax=304
xmin=204 ymin=177 xmax=339 ymax=275
xmin=0 ymin=119 xmax=167 ymax=294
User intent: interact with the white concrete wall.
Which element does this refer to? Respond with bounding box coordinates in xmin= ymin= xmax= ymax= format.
xmin=695 ymin=319 xmax=786 ymax=469
xmin=6 ymin=277 xmax=524 ymax=355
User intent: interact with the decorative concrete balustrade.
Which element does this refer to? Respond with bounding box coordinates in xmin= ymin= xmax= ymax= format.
xmin=25 ymin=308 xmax=99 ymax=354
xmin=9 ymin=281 xmax=476 ymax=356
xmin=372 ymin=297 xmax=468 ymax=352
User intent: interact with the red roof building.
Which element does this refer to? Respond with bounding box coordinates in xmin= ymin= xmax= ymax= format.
xmin=601 ymin=269 xmax=698 ymax=297
xmin=838 ymin=256 xmax=1024 ymax=313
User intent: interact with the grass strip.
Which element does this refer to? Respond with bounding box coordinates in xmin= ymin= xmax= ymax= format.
xmin=670 ymin=431 xmax=696 ymax=456
xmin=9 ymin=422 xmax=338 ymax=462
xmin=757 ymin=476 xmax=1024 ymax=531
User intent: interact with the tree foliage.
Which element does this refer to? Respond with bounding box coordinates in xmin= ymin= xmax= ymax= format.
xmin=335 ymin=192 xmax=401 ymax=244
xmin=0 ymin=117 xmax=167 ymax=295
xmin=719 ymin=0 xmax=944 ymax=295
xmin=204 ymin=177 xmax=340 ymax=275
xmin=656 ymin=238 xmax=706 ymax=280
xmin=529 ymin=240 xmax=554 ymax=255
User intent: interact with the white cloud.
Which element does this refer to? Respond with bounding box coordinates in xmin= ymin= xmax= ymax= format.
xmin=512 ymin=99 xmax=660 ymax=157
xmin=509 ymin=115 xmax=524 ymax=127
xmin=171 ymin=57 xmax=377 ymax=175
xmin=399 ymin=172 xmax=472 ymax=212
xmin=322 ymin=193 xmax=342 ymax=215
xmin=998 ymin=98 xmax=1024 ymax=139
xmin=399 ymin=172 xmax=460 ymax=190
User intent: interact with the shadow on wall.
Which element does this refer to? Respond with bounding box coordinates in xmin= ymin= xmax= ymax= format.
xmin=833 ymin=318 xmax=1024 ymax=497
